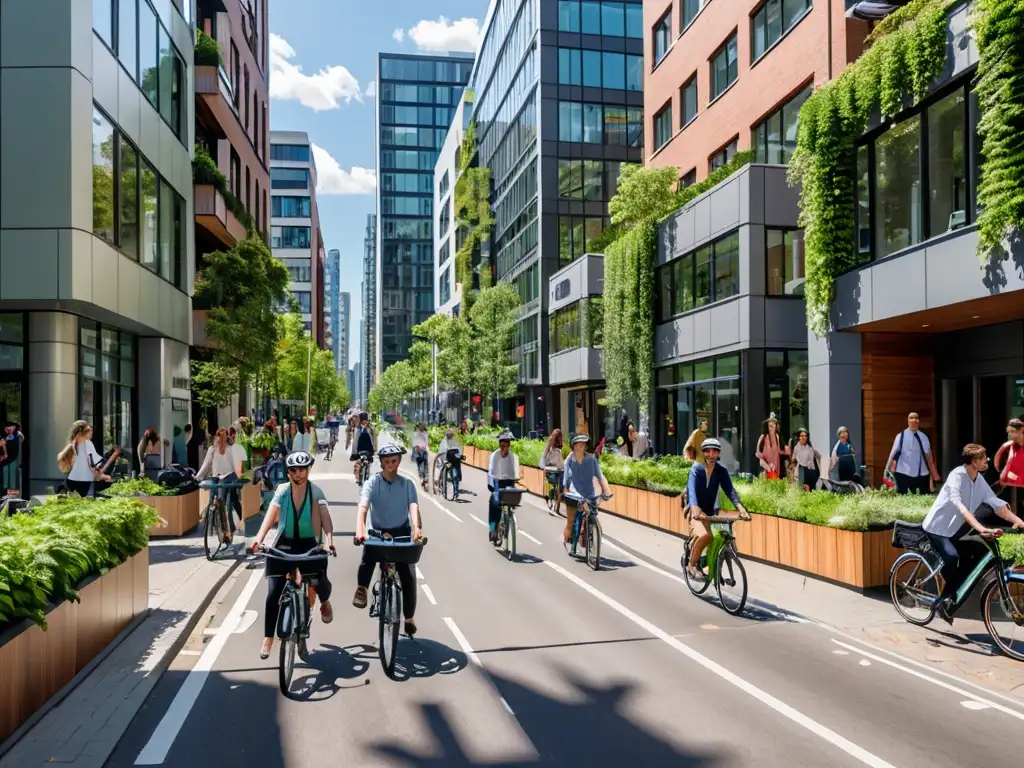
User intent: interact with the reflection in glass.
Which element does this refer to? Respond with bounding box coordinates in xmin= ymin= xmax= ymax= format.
xmin=139 ymin=1 xmax=158 ymax=107
xmin=855 ymin=144 xmax=871 ymax=260
xmin=694 ymin=246 xmax=712 ymax=307
xmin=873 ymin=115 xmax=922 ymax=258
xmin=582 ymin=1 xmax=601 ymax=33
xmin=118 ymin=0 xmax=136 ymax=79
xmin=928 ymin=89 xmax=967 ymax=235
xmin=674 ymin=254 xmax=693 ymax=314
xmin=766 ymin=229 xmax=805 ymax=295
xmin=714 ymin=233 xmax=739 ymax=299
xmin=92 ymin=109 xmax=115 ymax=244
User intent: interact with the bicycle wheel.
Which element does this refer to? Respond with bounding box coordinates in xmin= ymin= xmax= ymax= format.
xmin=203 ymin=501 xmax=223 ymax=561
xmin=981 ymin=578 xmax=1024 ymax=662
xmin=716 ymin=547 xmax=748 ymax=615
xmin=682 ymin=539 xmax=711 ymax=595
xmin=378 ymin=577 xmax=402 ymax=678
xmin=889 ymin=552 xmax=943 ymax=626
xmin=587 ymin=516 xmax=601 ymax=571
xmin=506 ymin=512 xmax=517 ymax=561
xmin=278 ymin=593 xmax=298 ymax=695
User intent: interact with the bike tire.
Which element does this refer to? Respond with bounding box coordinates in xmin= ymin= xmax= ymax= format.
xmin=889 ymin=552 xmax=941 ymax=626
xmin=278 ymin=592 xmax=298 ymax=696
xmin=203 ymin=505 xmax=216 ymax=560
xmin=507 ymin=514 xmax=517 ymax=561
xmin=716 ymin=548 xmax=748 ymax=616
xmin=379 ymin=579 xmax=402 ymax=679
xmin=682 ymin=539 xmax=712 ymax=595
xmin=587 ymin=516 xmax=601 ymax=571
xmin=980 ymin=578 xmax=1024 ymax=662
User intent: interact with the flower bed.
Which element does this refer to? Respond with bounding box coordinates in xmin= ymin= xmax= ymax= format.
xmin=0 ymin=496 xmax=155 ymax=741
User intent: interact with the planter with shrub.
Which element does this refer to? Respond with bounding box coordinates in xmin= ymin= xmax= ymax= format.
xmin=0 ymin=496 xmax=156 ymax=741
xmin=106 ymin=477 xmax=200 ymax=537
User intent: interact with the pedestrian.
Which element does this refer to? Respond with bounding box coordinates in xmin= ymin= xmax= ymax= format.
xmin=411 ymin=423 xmax=430 ymax=490
xmin=756 ymin=417 xmax=788 ymax=479
xmin=57 ymin=420 xmax=120 ymax=497
xmin=683 ymin=420 xmax=709 ymax=462
xmin=0 ymin=421 xmax=23 ymax=496
xmin=137 ymin=427 xmax=164 ymax=480
xmin=830 ymin=426 xmax=861 ymax=484
xmin=789 ymin=429 xmax=822 ymax=490
xmin=886 ymin=412 xmax=941 ymax=494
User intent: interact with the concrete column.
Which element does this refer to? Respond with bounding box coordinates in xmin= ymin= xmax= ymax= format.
xmin=138 ymin=337 xmax=191 ymax=466
xmin=808 ymin=329 xmax=863 ymax=466
xmin=28 ymin=312 xmax=79 ymax=494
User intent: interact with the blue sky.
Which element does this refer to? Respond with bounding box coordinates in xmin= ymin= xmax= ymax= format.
xmin=267 ymin=0 xmax=487 ymax=367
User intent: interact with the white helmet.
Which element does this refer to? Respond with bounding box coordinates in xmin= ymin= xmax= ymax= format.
xmin=285 ymin=450 xmax=314 ymax=469
xmin=700 ymin=438 xmax=722 ymax=452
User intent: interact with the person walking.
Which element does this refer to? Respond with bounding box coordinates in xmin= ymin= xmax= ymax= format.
xmin=886 ymin=412 xmax=941 ymax=494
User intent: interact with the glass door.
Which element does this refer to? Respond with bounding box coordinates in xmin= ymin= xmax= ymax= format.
xmin=0 ymin=380 xmax=23 ymax=494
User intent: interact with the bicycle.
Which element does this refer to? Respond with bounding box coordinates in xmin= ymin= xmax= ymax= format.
xmin=889 ymin=521 xmax=1024 ymax=660
xmin=250 ymin=543 xmax=336 ymax=696
xmin=544 ymin=469 xmax=564 ymax=515
xmin=434 ymin=454 xmax=461 ymax=501
xmin=199 ymin=479 xmax=244 ymax=561
xmin=494 ymin=486 xmax=523 ymax=561
xmin=682 ymin=512 xmax=751 ymax=615
xmin=355 ymin=529 xmax=427 ymax=679
xmin=564 ymin=493 xmax=612 ymax=571
xmin=355 ymin=451 xmax=374 ymax=487
xmin=325 ymin=436 xmax=337 ymax=461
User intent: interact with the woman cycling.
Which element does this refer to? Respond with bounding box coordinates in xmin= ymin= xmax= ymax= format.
xmin=542 ymin=429 xmax=565 ymax=515
xmin=251 ymin=450 xmax=335 ymax=659
xmin=197 ymin=427 xmax=245 ymax=545
xmin=562 ymin=433 xmax=612 ymax=546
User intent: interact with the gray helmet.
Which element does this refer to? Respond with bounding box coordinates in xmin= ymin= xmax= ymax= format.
xmin=285 ymin=450 xmax=314 ymax=469
xmin=571 ymin=433 xmax=589 ymax=445
xmin=378 ymin=443 xmax=404 ymax=460
xmin=700 ymin=438 xmax=722 ymax=452
xmin=497 ymin=430 xmax=514 ymax=443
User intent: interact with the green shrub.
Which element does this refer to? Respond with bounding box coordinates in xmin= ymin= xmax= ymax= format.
xmin=194 ymin=30 xmax=222 ymax=67
xmin=106 ymin=477 xmax=175 ymax=497
xmin=1001 ymin=533 xmax=1024 ymax=566
xmin=0 ymin=497 xmax=158 ymax=629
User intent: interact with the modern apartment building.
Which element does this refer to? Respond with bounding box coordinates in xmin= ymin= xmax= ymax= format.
xmin=338 ymin=291 xmax=351 ymax=375
xmin=194 ymin=0 xmax=270 ymax=427
xmin=326 ymin=247 xmax=339 ymax=355
xmin=375 ymin=52 xmax=473 ymax=375
xmin=270 ymin=130 xmax=325 ymax=346
xmin=0 ymin=1 xmax=194 ymax=493
xmin=433 ymin=90 xmax=474 ymax=316
xmin=362 ymin=214 xmax=377 ymax=394
xmin=351 ymin=359 xmax=363 ymax=407
xmin=462 ymin=0 xmax=645 ymax=430
xmin=644 ymin=0 xmax=868 ymax=183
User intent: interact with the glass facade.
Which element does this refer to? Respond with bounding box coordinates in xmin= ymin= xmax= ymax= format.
xmin=80 ymin=322 xmax=135 ymax=456
xmin=377 ymin=53 xmax=471 ymax=372
xmin=656 ymin=230 xmax=740 ymax=321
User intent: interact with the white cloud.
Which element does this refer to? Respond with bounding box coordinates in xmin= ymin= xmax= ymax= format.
xmin=364 ymin=80 xmax=377 ymax=99
xmin=268 ymin=33 xmax=362 ymax=111
xmin=407 ymin=16 xmax=481 ymax=53
xmin=392 ymin=28 xmax=405 ymax=43
xmin=312 ymin=144 xmax=376 ymax=196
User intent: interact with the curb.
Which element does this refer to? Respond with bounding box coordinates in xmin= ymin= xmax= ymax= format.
xmin=0 ymin=554 xmax=243 ymax=759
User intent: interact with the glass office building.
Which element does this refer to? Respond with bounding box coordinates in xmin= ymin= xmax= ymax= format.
xmin=375 ymin=53 xmax=474 ymax=374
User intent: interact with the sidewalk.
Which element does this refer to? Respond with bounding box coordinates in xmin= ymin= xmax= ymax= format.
xmin=0 ymin=532 xmax=240 ymax=768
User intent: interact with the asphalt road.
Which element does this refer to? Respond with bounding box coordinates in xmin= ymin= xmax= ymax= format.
xmin=107 ymin=433 xmax=1024 ymax=767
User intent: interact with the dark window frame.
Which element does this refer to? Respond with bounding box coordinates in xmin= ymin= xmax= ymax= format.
xmin=656 ymin=229 xmax=742 ymax=322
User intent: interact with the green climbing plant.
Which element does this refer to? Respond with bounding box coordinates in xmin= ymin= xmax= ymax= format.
xmin=788 ymin=0 xmax=951 ymax=336
xmin=453 ymin=121 xmax=493 ymax=294
xmin=971 ymin=0 xmax=1024 ymax=258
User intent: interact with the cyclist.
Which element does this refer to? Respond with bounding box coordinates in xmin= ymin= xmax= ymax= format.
xmin=350 ymin=412 xmax=376 ymax=479
xmin=487 ymin=430 xmax=521 ymax=543
xmin=438 ymin=428 xmax=463 ymax=496
xmin=353 ymin=443 xmax=423 ymax=636
xmin=562 ymin=433 xmax=612 ymax=544
xmin=685 ymin=438 xmax=748 ymax=581
xmin=197 ymin=427 xmax=245 ymax=544
xmin=923 ymin=443 xmax=1024 ymax=624
xmin=251 ymin=450 xmax=336 ymax=660
xmin=411 ymin=423 xmax=430 ymax=491
xmin=543 ymin=429 xmax=566 ymax=515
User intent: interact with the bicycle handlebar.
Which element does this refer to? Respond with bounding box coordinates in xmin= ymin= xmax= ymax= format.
xmin=353 ymin=529 xmax=428 ymax=547
xmin=250 ymin=543 xmax=336 ymax=560
xmin=701 ymin=513 xmax=751 ymax=524
xmin=199 ymin=479 xmax=245 ymax=489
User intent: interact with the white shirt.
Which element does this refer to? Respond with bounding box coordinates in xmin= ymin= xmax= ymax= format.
xmin=889 ymin=428 xmax=932 ymax=477
xmin=202 ymin=444 xmax=243 ymax=478
xmin=439 ymin=437 xmax=461 ymax=455
xmin=69 ymin=440 xmax=102 ymax=481
xmin=412 ymin=430 xmax=429 ymax=450
xmin=923 ymin=465 xmax=1005 ymax=537
xmin=488 ymin=449 xmax=520 ymax=481
xmin=292 ymin=432 xmax=312 ymax=453
xmin=542 ymin=446 xmax=564 ymax=470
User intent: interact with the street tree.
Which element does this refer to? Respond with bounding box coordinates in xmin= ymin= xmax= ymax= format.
xmin=468 ymin=284 xmax=520 ymax=412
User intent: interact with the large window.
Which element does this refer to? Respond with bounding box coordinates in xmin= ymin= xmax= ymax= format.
xmin=558 ymin=159 xmax=617 ymax=201
xmin=653 ymin=12 xmax=672 ymax=65
xmin=710 ymin=138 xmax=738 ymax=172
xmin=654 ymin=104 xmax=673 ymax=151
xmin=927 ymin=88 xmax=967 ymax=237
xmin=271 ymin=196 xmax=312 ymax=218
xmin=382 ymin=196 xmax=433 ymax=216
xmin=80 ymin=323 xmax=135 ymax=455
xmin=766 ymin=349 xmax=808 ymax=442
xmin=271 ymin=167 xmax=310 ymax=189
xmin=271 ymin=226 xmax=312 ymax=249
xmin=293 ymin=291 xmax=312 ymax=314
xmin=711 ymin=34 xmax=738 ymax=100
xmin=270 ymin=144 xmax=311 ymax=162
xmin=382 ymin=172 xmax=434 ymax=193
xmin=766 ymin=229 xmax=806 ymax=295
xmin=558 ymin=1 xmax=643 ymax=37
xmin=657 ymin=230 xmax=740 ymax=321
xmin=558 ymin=48 xmax=644 ymax=91
xmin=752 ymin=0 xmax=811 ymax=61
xmin=118 ymin=0 xmax=136 ymax=80
xmin=92 ymin=105 xmax=185 ymax=287
xmin=681 ymin=76 xmax=698 ymax=127
xmin=550 ymin=298 xmax=604 ymax=354
xmin=752 ymin=85 xmax=811 ymax=164
xmin=440 ymin=267 xmax=451 ymax=305
xmin=603 ymin=106 xmax=644 ymax=147
xmin=559 ymin=216 xmax=606 ymax=266
xmin=280 ymin=258 xmax=312 ymax=282
xmin=874 ymin=114 xmax=922 ymax=258
xmin=682 ymin=0 xmax=708 ymax=30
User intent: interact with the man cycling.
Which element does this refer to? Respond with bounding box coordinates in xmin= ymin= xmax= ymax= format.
xmin=251 ymin=450 xmax=336 ymax=660
xmin=923 ymin=443 xmax=1024 ymax=624
xmin=438 ymin=428 xmax=463 ymax=497
xmin=353 ymin=443 xmax=423 ymax=636
xmin=487 ymin=430 xmax=521 ymax=543
xmin=685 ymin=438 xmax=748 ymax=580
xmin=350 ymin=412 xmax=376 ymax=479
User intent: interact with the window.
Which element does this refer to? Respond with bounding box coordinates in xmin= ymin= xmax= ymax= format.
xmin=628 ymin=107 xmax=644 ymax=148
xmin=654 ymin=12 xmax=672 ymax=65
xmin=874 ymin=114 xmax=922 ymax=258
xmin=752 ymin=0 xmax=811 ymax=61
xmin=603 ymin=52 xmax=626 ymax=90
xmin=682 ymin=0 xmax=706 ymax=30
xmin=602 ymin=3 xmax=625 ymax=36
xmin=118 ymin=0 xmax=136 ymax=79
xmin=94 ymin=0 xmax=113 ymax=46
xmin=752 ymin=85 xmax=811 ymax=163
xmin=604 ymin=106 xmax=627 ymax=145
xmin=654 ymin=103 xmax=673 ymax=150
xmin=583 ymin=49 xmax=602 ymax=87
xmin=439 ymin=239 xmax=451 ymax=266
xmin=583 ymin=104 xmax=603 ymax=143
xmin=559 ymin=159 xmax=584 ymax=199
xmin=625 ymin=4 xmax=643 ymax=37
xmin=439 ymin=199 xmax=451 ymax=233
xmin=558 ymin=216 xmax=604 ymax=265
xmin=170 ymin=52 xmax=183 ymax=137
xmin=140 ymin=162 xmax=158 ymax=273
xmin=271 ymin=226 xmax=312 ymax=249
xmin=681 ymin=76 xmax=698 ymax=126
xmin=439 ymin=171 xmax=450 ymax=198
xmin=440 ymin=267 xmax=451 ymax=305
xmin=626 ymin=54 xmax=643 ymax=91
xmin=657 ymin=230 xmax=740 ymax=320
xmin=766 ymin=229 xmax=805 ymax=295
xmin=271 ymin=144 xmax=311 ymax=162
xmin=559 ymin=48 xmax=582 ymax=85
xmin=711 ymin=34 xmax=738 ymax=99
xmin=271 ymin=167 xmax=310 ymax=189
xmin=119 ymin=139 xmax=139 ymax=260
xmin=559 ymin=0 xmax=580 ymax=31
xmin=713 ymin=232 xmax=739 ymax=300
xmin=280 ymin=258 xmax=312 ymax=282
xmin=583 ymin=160 xmax=603 ymax=200
xmin=138 ymin=2 xmax=158 ymax=107
xmin=271 ymin=196 xmax=312 ymax=218
xmin=81 ymin=324 xmax=136 ymax=454
xmin=681 ymin=168 xmax=697 ymax=187
xmin=710 ymin=138 xmax=738 ymax=171
xmin=855 ymin=144 xmax=871 ymax=259
xmin=92 ymin=109 xmax=116 ymax=244
xmin=927 ymin=89 xmax=967 ymax=236
xmin=293 ymin=291 xmax=312 ymax=315
xmin=383 ymin=196 xmax=433 ymax=215
xmin=694 ymin=244 xmax=712 ymax=307
xmin=559 ymin=101 xmax=583 ymax=142
xmin=550 ymin=303 xmax=581 ymax=354
xmin=159 ymin=180 xmax=174 ymax=283
xmin=158 ymin=25 xmax=173 ymax=126
xmin=582 ymin=1 xmax=601 ymax=33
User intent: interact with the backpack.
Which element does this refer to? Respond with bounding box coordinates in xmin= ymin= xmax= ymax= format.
xmin=892 ymin=429 xmax=926 ymax=475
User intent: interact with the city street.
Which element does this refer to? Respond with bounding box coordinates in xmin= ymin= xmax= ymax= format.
xmin=105 ymin=438 xmax=1024 ymax=767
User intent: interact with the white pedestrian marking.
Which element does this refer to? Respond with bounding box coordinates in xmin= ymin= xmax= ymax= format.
xmin=830 ymin=640 xmax=1024 ymax=722
xmin=135 ymin=570 xmax=263 ymax=765
xmin=545 ymin=560 xmax=897 ymax=768
xmin=421 ymin=584 xmax=438 ymax=605
xmin=443 ymin=617 xmax=515 ymax=716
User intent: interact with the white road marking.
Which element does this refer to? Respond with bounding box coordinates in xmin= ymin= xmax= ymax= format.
xmin=399 ymin=469 xmax=464 ymax=522
xmin=961 ymin=700 xmax=990 ymax=711
xmin=859 ymin=660 xmax=871 ymax=667
xmin=469 ymin=513 xmax=488 ymax=527
xmin=422 ymin=584 xmax=438 ymax=605
xmin=443 ymin=617 xmax=515 ymax=715
xmin=830 ymin=640 xmax=1024 ymax=722
xmin=833 ymin=650 xmax=850 ymax=656
xmin=518 ymin=530 xmax=542 ymax=545
xmin=416 ymin=566 xmax=425 ymax=580
xmin=545 ymin=560 xmax=897 ymax=768
xmin=178 ymin=650 xmax=201 ymax=656
xmin=135 ymin=570 xmax=263 ymax=765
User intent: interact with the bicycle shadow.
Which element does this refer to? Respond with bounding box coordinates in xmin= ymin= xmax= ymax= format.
xmin=282 ymin=642 xmax=377 ymax=701
xmin=389 ymin=636 xmax=469 ymax=682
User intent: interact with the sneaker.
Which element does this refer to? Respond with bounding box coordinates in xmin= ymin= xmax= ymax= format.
xmin=937 ymin=598 xmax=954 ymax=626
xmin=352 ymin=586 xmax=368 ymax=609
xmin=404 ymin=618 xmax=417 ymax=637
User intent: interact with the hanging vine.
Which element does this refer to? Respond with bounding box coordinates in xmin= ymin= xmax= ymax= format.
xmin=789 ymin=0 xmax=950 ymax=337
xmin=453 ymin=121 xmax=493 ymax=294
xmin=972 ymin=0 xmax=1024 ymax=258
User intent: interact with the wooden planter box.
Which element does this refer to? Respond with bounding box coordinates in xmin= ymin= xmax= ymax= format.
xmin=145 ymin=492 xmax=200 ymax=537
xmin=241 ymin=482 xmax=262 ymax=520
xmin=0 ymin=547 xmax=149 ymax=742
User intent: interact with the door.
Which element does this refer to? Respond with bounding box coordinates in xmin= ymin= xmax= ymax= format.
xmin=978 ymin=375 xmax=1010 ymax=484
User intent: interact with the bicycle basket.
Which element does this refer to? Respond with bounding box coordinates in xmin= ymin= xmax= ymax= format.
xmin=364 ymin=540 xmax=424 ymax=565
xmin=892 ymin=521 xmax=928 ymax=551
xmin=498 ymin=489 xmax=524 ymax=507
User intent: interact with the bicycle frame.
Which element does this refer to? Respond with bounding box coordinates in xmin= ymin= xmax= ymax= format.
xmin=913 ymin=531 xmax=1022 ymax=610
xmin=570 ymin=497 xmax=598 ymax=547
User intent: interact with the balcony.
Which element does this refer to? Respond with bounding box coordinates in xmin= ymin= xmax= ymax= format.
xmin=195 ymin=64 xmax=265 ymax=176
xmin=195 ymin=184 xmax=247 ymax=246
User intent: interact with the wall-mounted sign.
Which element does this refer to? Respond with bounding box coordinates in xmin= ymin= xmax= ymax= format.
xmin=171 ymin=398 xmax=189 ymax=412
xmin=172 ymin=376 xmax=191 ymax=391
